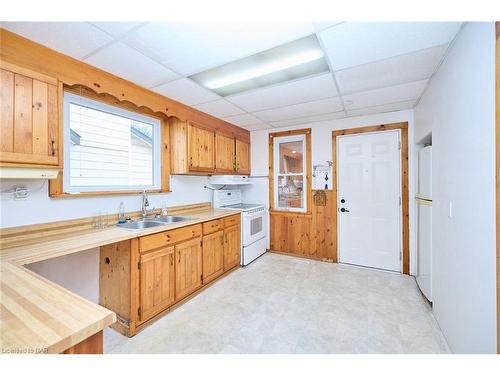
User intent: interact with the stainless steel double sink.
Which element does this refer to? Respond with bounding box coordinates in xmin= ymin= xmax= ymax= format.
xmin=116 ymin=216 xmax=191 ymax=230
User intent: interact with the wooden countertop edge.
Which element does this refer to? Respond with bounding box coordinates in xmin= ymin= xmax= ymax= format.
xmin=0 ymin=208 xmax=240 ymax=354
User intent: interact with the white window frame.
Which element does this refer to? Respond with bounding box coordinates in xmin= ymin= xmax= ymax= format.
xmin=273 ymin=134 xmax=307 ymax=213
xmin=63 ymin=92 xmax=161 ymax=193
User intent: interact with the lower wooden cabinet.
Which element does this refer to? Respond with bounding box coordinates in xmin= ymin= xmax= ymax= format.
xmin=175 ymin=237 xmax=203 ymax=301
xmin=138 ymin=246 xmax=175 ymax=323
xmin=202 ymin=230 xmax=224 ymax=285
xmin=224 ymin=224 xmax=241 ymax=271
xmin=99 ymin=215 xmax=241 ymax=337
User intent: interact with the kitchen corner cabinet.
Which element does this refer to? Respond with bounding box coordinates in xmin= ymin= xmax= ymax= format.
xmin=99 ymin=214 xmax=241 ymax=337
xmin=169 ymin=116 xmax=250 ymax=175
xmin=0 ymin=62 xmax=59 ymax=167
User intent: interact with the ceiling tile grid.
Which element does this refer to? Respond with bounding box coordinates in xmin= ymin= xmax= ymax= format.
xmin=1 ymin=21 xmax=462 ymax=131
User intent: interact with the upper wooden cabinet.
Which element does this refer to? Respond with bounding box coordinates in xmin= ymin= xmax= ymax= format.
xmin=215 ymin=131 xmax=235 ymax=174
xmin=235 ymin=139 xmax=250 ymax=175
xmin=169 ymin=117 xmax=250 ymax=176
xmin=0 ymin=62 xmax=59 ymax=168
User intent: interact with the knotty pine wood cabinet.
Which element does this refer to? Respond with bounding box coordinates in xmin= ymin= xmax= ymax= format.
xmin=202 ymin=229 xmax=225 ymax=285
xmin=169 ymin=116 xmax=250 ymax=175
xmin=223 ymin=223 xmax=241 ymax=271
xmin=235 ymin=138 xmax=250 ymax=175
xmin=175 ymin=237 xmax=203 ymax=301
xmin=99 ymin=215 xmax=241 ymax=337
xmin=0 ymin=62 xmax=59 ymax=167
xmin=138 ymin=246 xmax=175 ymax=323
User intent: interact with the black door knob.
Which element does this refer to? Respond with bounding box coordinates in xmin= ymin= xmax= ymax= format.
xmin=340 ymin=208 xmax=350 ymax=213
xmin=340 ymin=199 xmax=346 ymax=203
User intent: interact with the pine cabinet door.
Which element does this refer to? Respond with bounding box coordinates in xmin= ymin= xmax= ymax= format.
xmin=235 ymin=139 xmax=250 ymax=175
xmin=188 ymin=122 xmax=215 ymax=173
xmin=0 ymin=66 xmax=58 ymax=166
xmin=215 ymin=132 xmax=235 ymax=174
xmin=202 ymin=230 xmax=224 ymax=285
xmin=224 ymin=225 xmax=241 ymax=271
xmin=139 ymin=246 xmax=175 ymax=322
xmin=175 ymin=238 xmax=203 ymax=301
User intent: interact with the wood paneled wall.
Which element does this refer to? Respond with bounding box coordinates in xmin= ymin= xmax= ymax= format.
xmin=269 ymin=190 xmax=336 ymax=262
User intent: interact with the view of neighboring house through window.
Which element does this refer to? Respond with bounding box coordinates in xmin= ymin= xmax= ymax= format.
xmin=273 ymin=134 xmax=307 ymax=212
xmin=63 ymin=92 xmax=161 ymax=193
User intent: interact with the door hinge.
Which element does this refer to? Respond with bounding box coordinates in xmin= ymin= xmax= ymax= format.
xmin=200 ymin=240 xmax=203 ymax=247
xmin=399 ymin=252 xmax=402 ymax=261
xmin=399 ymin=196 xmax=402 ymax=206
xmin=138 ymin=307 xmax=141 ymax=317
xmin=398 ymin=141 xmax=401 ymax=150
xmin=200 ymin=274 xmax=203 ymax=283
xmin=137 ymin=261 xmax=141 ymax=270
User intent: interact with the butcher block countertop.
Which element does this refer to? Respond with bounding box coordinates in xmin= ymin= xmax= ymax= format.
xmin=0 ymin=207 xmax=239 ymax=354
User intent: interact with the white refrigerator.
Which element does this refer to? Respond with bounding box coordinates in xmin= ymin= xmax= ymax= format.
xmin=416 ymin=146 xmax=432 ymax=301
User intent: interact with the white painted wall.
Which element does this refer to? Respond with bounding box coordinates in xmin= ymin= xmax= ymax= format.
xmin=414 ymin=22 xmax=496 ymax=353
xmin=242 ymin=109 xmax=417 ymax=274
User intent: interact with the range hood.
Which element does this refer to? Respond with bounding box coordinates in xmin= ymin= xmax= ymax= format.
xmin=209 ymin=175 xmax=251 ymax=185
xmin=0 ymin=167 xmax=59 ymax=179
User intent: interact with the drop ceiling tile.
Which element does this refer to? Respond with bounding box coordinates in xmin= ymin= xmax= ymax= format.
xmin=242 ymin=123 xmax=275 ymax=131
xmin=336 ymin=45 xmax=447 ymax=95
xmin=124 ymin=22 xmax=315 ymax=75
xmin=152 ymin=78 xmax=220 ymax=106
xmin=269 ymin=111 xmax=346 ymax=128
xmin=319 ymin=22 xmax=461 ymax=70
xmin=343 ymin=80 xmax=428 ymax=110
xmin=347 ymin=100 xmax=416 ymax=117
xmin=2 ymin=22 xmax=113 ymax=60
xmin=254 ymin=97 xmax=343 ymax=122
xmin=223 ymin=113 xmax=264 ymax=127
xmin=194 ymin=99 xmax=245 ymax=118
xmin=226 ymin=73 xmax=338 ymax=112
xmin=91 ymin=22 xmax=145 ymax=38
xmin=85 ymin=42 xmax=179 ymax=89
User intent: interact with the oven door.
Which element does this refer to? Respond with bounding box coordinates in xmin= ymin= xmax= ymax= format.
xmin=242 ymin=209 xmax=266 ymax=246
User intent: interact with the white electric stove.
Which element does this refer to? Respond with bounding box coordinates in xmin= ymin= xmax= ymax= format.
xmin=213 ymin=190 xmax=267 ymax=266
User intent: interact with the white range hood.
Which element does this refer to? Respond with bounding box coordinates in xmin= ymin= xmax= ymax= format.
xmin=0 ymin=168 xmax=59 ymax=179
xmin=209 ymin=175 xmax=251 ymax=185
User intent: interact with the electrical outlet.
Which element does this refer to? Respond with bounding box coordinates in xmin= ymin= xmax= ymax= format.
xmin=13 ymin=186 xmax=29 ymax=200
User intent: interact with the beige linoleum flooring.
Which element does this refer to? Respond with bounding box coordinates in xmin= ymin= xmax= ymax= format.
xmin=105 ymin=253 xmax=449 ymax=354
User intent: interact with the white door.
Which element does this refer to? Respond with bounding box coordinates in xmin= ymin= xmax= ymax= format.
xmin=337 ymin=130 xmax=402 ymax=272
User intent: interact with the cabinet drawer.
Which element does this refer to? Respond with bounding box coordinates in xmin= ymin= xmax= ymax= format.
xmin=139 ymin=224 xmax=202 ymax=253
xmin=202 ymin=219 xmax=223 ymax=235
xmin=223 ymin=214 xmax=240 ymax=228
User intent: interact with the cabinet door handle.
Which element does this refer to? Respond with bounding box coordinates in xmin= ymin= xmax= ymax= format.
xmin=170 ymin=254 xmax=173 ymax=266
xmin=178 ymin=251 xmax=181 ymax=263
xmin=51 ymin=140 xmax=56 ymax=156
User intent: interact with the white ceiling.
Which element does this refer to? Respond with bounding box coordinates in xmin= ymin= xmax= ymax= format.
xmin=2 ymin=21 xmax=462 ymax=131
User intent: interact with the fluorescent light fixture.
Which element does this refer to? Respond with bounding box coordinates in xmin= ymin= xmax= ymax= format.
xmin=205 ymin=49 xmax=324 ymax=89
xmin=190 ymin=35 xmax=329 ymax=96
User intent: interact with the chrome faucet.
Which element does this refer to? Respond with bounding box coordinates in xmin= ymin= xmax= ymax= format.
xmin=141 ymin=190 xmax=154 ymax=218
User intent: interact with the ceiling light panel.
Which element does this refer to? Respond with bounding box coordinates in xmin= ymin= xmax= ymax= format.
xmin=227 ymin=73 xmax=338 ymax=112
xmin=320 ymin=22 xmax=462 ymax=70
xmin=254 ymin=97 xmax=343 ymax=122
xmin=124 ymin=22 xmax=315 ymax=76
xmin=194 ymin=99 xmax=245 ymax=118
xmin=336 ymin=45 xmax=447 ymax=95
xmin=343 ymin=80 xmax=428 ymax=110
xmin=152 ymin=78 xmax=221 ymax=106
xmin=85 ymin=42 xmax=179 ymax=88
xmin=189 ymin=35 xmax=329 ymax=96
xmin=2 ymin=22 xmax=113 ymax=60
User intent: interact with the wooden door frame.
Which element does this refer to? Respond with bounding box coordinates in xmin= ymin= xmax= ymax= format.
xmin=332 ymin=122 xmax=410 ymax=274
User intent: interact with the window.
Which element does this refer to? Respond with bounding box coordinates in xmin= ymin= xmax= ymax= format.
xmin=273 ymin=134 xmax=308 ymax=212
xmin=63 ymin=92 xmax=161 ymax=193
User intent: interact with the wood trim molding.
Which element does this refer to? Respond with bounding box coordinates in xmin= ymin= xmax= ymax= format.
xmin=332 ymin=122 xmax=410 ymax=275
xmin=495 ymin=21 xmax=500 ymax=354
xmin=268 ymin=128 xmax=312 ymax=213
